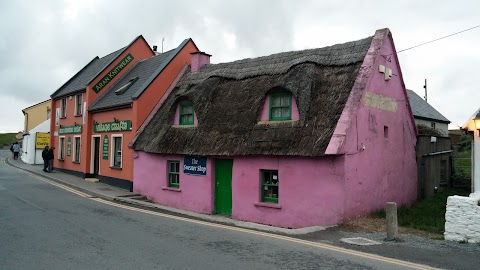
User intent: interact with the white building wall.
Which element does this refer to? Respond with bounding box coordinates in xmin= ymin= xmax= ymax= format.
xmin=413 ymin=118 xmax=448 ymax=136
xmin=21 ymin=119 xmax=50 ymax=165
xmin=445 ymin=194 xmax=480 ymax=243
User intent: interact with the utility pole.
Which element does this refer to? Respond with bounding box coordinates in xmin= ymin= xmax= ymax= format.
xmin=424 ymin=79 xmax=428 ymax=103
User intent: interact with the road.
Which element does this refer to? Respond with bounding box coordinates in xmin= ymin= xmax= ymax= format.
xmin=0 ymin=150 xmax=434 ymax=270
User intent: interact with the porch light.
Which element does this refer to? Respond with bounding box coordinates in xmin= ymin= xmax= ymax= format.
xmin=474 ymin=112 xmax=480 ymax=133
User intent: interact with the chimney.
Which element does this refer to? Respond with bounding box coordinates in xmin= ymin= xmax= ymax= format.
xmin=191 ymin=52 xmax=211 ymax=72
xmin=153 ymin=45 xmax=158 ymax=52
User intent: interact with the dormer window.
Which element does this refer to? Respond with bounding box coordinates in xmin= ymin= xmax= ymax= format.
xmin=269 ymin=93 xmax=291 ymax=121
xmin=179 ymin=102 xmax=194 ymax=125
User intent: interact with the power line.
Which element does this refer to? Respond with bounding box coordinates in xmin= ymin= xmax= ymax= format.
xmin=394 ymin=24 xmax=480 ymax=55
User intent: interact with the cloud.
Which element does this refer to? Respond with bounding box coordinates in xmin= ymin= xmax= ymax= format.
xmin=0 ymin=0 xmax=479 ymax=132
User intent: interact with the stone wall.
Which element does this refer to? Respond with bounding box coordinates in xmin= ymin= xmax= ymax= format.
xmin=444 ymin=194 xmax=480 ymax=243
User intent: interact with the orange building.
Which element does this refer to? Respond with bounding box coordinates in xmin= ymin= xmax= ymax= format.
xmin=50 ymin=36 xmax=199 ymax=190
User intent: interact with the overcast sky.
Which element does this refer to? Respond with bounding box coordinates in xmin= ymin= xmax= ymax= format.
xmin=0 ymin=0 xmax=478 ymax=133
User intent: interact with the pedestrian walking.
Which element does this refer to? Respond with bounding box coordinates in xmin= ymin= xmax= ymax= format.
xmin=42 ymin=146 xmax=49 ymax=172
xmin=12 ymin=142 xmax=21 ymax=160
xmin=47 ymin=146 xmax=55 ymax=173
xmin=10 ymin=143 xmax=14 ymax=158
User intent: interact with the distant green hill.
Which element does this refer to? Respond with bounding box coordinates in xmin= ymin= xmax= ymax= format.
xmin=0 ymin=133 xmax=18 ymax=147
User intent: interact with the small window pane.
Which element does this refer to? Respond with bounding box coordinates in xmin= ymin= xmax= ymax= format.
xmin=74 ymin=137 xmax=81 ymax=162
xmin=272 ymin=96 xmax=281 ymax=106
xmin=179 ymin=102 xmax=194 ymax=125
xmin=168 ymin=161 xmax=180 ymax=188
xmin=269 ymin=93 xmax=292 ymax=121
xmin=261 ymin=170 xmax=279 ymax=203
xmin=113 ymin=137 xmax=122 ymax=167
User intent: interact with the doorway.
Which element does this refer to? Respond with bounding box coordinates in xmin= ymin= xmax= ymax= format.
xmin=214 ymin=159 xmax=233 ymax=215
xmin=92 ymin=136 xmax=100 ymax=175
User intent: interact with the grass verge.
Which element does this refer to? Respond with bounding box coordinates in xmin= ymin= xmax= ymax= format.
xmin=372 ymin=188 xmax=470 ymax=235
xmin=343 ymin=188 xmax=470 ymax=238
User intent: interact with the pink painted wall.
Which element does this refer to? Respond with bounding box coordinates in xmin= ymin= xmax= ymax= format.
xmin=133 ymin=152 xmax=214 ymax=214
xmin=341 ymin=32 xmax=417 ymax=217
xmin=231 ymin=156 xmax=345 ymax=228
xmin=134 ymin=152 xmax=346 ymax=228
xmin=259 ymin=95 xmax=300 ymax=121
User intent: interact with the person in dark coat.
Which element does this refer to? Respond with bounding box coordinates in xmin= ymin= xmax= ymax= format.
xmin=12 ymin=142 xmax=21 ymax=160
xmin=42 ymin=146 xmax=49 ymax=172
xmin=47 ymin=146 xmax=55 ymax=173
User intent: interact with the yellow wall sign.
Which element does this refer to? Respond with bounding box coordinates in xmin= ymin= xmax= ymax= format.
xmin=36 ymin=133 xmax=50 ymax=149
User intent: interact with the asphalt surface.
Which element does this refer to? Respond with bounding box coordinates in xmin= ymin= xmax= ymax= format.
xmin=1 ymin=149 xmax=479 ymax=269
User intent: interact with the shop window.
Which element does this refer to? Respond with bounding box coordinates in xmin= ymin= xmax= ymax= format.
xmin=179 ymin=102 xmax=194 ymax=125
xmin=60 ymin=98 xmax=67 ymax=118
xmin=269 ymin=93 xmax=291 ymax=121
xmin=111 ymin=135 xmax=122 ymax=168
xmin=261 ymin=170 xmax=279 ymax=203
xmin=75 ymin=94 xmax=82 ymax=116
xmin=73 ymin=136 xmax=81 ymax=163
xmin=168 ymin=161 xmax=180 ymax=188
xmin=58 ymin=136 xmax=65 ymax=160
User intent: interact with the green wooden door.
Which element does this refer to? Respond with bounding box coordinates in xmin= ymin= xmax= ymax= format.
xmin=215 ymin=159 xmax=233 ymax=215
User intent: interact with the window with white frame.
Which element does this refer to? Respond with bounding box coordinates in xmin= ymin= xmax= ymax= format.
xmin=60 ymin=98 xmax=67 ymax=118
xmin=73 ymin=136 xmax=81 ymax=163
xmin=75 ymin=94 xmax=82 ymax=116
xmin=111 ymin=135 xmax=122 ymax=168
xmin=58 ymin=136 xmax=65 ymax=160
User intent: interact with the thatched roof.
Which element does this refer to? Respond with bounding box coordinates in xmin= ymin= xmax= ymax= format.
xmin=133 ymin=33 xmax=376 ymax=157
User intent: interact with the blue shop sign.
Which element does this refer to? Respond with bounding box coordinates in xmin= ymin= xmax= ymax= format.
xmin=183 ymin=156 xmax=207 ymax=176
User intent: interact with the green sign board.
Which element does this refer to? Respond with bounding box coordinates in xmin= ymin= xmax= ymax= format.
xmin=93 ymin=53 xmax=134 ymax=93
xmin=67 ymin=137 xmax=72 ymax=156
xmin=102 ymin=135 xmax=109 ymax=160
xmin=94 ymin=120 xmax=132 ymax=133
xmin=58 ymin=125 xmax=82 ymax=135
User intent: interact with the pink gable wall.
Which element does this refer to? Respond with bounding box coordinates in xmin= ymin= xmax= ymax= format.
xmin=341 ymin=31 xmax=417 ymax=217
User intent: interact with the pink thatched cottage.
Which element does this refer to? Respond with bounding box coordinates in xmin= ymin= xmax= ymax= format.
xmin=130 ymin=28 xmax=417 ymax=228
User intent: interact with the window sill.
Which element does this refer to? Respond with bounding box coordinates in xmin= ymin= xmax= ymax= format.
xmin=172 ymin=124 xmax=197 ymax=128
xmin=161 ymin=186 xmax=181 ymax=192
xmin=57 ymin=158 xmax=64 ymax=162
xmin=257 ymin=120 xmax=298 ymax=125
xmin=59 ymin=117 xmax=67 ymax=119
xmin=72 ymin=161 xmax=80 ymax=164
xmin=110 ymin=166 xmax=122 ymax=170
xmin=254 ymin=202 xmax=282 ymax=209
xmin=74 ymin=115 xmax=83 ymax=117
